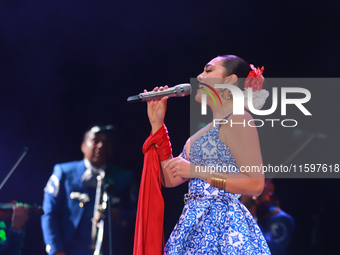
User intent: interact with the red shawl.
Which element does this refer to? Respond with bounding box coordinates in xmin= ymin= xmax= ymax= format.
xmin=133 ymin=124 xmax=172 ymax=255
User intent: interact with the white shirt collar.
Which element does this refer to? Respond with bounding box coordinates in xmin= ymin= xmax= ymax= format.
xmin=83 ymin=158 xmax=106 ymax=178
xmin=84 ymin=158 xmax=106 ymax=171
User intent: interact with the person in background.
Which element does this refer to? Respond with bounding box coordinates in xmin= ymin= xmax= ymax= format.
xmin=240 ymin=179 xmax=295 ymax=255
xmin=41 ymin=125 xmax=135 ymax=255
xmin=0 ymin=203 xmax=29 ymax=255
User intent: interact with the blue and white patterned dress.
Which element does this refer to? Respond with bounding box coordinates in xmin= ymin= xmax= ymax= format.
xmin=164 ymin=118 xmax=271 ymax=255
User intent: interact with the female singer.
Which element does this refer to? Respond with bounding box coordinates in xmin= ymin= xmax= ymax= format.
xmin=145 ymin=55 xmax=271 ymax=254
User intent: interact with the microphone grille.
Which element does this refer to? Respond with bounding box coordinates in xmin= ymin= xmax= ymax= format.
xmin=175 ymin=83 xmax=191 ymax=97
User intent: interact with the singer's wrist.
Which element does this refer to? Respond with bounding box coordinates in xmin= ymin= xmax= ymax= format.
xmin=151 ymin=123 xmax=164 ymax=135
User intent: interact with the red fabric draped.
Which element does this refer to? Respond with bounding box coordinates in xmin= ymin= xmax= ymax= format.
xmin=133 ymin=124 xmax=172 ymax=255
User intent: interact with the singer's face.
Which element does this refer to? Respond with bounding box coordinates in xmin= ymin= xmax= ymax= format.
xmin=81 ymin=131 xmax=112 ymax=167
xmin=195 ymin=57 xmax=228 ymax=103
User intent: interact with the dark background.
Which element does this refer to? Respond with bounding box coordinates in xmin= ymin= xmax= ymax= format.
xmin=0 ymin=0 xmax=339 ymax=254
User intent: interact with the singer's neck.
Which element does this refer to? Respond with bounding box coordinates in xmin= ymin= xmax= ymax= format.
xmin=211 ymin=99 xmax=234 ymax=120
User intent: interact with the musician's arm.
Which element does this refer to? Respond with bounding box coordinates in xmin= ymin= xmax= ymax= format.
xmin=41 ymin=164 xmax=66 ymax=255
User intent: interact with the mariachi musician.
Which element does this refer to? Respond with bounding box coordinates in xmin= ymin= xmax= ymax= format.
xmin=0 ymin=203 xmax=29 ymax=255
xmin=240 ymin=179 xmax=295 ymax=255
xmin=41 ymin=125 xmax=135 ymax=255
xmin=0 ymin=147 xmax=44 ymax=255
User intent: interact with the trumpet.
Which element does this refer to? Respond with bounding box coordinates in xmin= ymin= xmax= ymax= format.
xmin=91 ymin=172 xmax=106 ymax=255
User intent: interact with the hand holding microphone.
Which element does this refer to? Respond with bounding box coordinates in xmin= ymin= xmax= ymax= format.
xmin=145 ymin=86 xmax=170 ymax=134
xmin=127 ymin=83 xmax=191 ymax=133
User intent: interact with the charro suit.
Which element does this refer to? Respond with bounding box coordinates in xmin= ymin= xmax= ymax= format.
xmin=41 ymin=160 xmax=135 ymax=255
xmin=258 ymin=208 xmax=295 ymax=255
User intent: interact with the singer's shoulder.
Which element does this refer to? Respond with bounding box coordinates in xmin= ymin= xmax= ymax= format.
xmin=219 ymin=112 xmax=259 ymax=145
xmin=228 ymin=111 xmax=253 ymax=121
xmin=221 ymin=111 xmax=254 ymax=130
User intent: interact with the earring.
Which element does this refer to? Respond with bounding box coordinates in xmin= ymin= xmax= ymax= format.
xmin=221 ymin=88 xmax=232 ymax=100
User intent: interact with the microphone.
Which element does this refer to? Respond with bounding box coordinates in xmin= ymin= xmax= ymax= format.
xmin=127 ymin=83 xmax=191 ymax=103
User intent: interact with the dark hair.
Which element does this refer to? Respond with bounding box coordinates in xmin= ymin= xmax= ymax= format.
xmin=219 ymin=55 xmax=251 ymax=78
xmin=82 ymin=124 xmax=114 ymax=142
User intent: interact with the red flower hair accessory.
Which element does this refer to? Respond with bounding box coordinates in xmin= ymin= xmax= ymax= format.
xmin=243 ymin=64 xmax=269 ymax=110
xmin=244 ymin=64 xmax=265 ymax=92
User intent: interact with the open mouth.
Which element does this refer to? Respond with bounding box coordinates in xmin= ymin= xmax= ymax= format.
xmin=94 ymin=150 xmax=104 ymax=157
xmin=198 ymin=82 xmax=207 ymax=89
